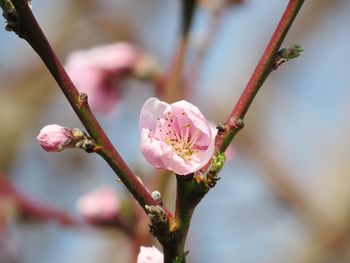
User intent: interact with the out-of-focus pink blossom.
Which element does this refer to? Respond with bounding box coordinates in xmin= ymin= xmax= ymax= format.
xmin=137 ymin=246 xmax=163 ymax=263
xmin=65 ymin=42 xmax=140 ymax=112
xmin=37 ymin=124 xmax=74 ymax=152
xmin=139 ymin=98 xmax=217 ymax=175
xmin=77 ymin=186 xmax=119 ymax=222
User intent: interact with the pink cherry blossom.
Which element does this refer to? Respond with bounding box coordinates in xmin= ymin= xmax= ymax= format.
xmin=137 ymin=246 xmax=163 ymax=263
xmin=77 ymin=186 xmax=119 ymax=222
xmin=37 ymin=124 xmax=74 ymax=152
xmin=65 ymin=42 xmax=140 ymax=112
xmin=139 ymin=98 xmax=217 ymax=175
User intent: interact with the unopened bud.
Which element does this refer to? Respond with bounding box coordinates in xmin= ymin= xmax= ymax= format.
xmin=145 ymin=205 xmax=166 ymax=222
xmin=37 ymin=124 xmax=97 ymax=153
xmin=151 ymin=191 xmax=162 ymax=204
xmin=37 ymin=124 xmax=75 ymax=152
xmin=273 ymin=44 xmax=303 ymax=70
xmin=279 ymin=44 xmax=304 ymax=60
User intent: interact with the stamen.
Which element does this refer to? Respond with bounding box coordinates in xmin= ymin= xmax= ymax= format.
xmin=154 ymin=112 xmax=199 ymax=161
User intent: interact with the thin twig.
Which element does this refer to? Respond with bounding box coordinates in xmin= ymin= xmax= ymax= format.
xmin=217 ymin=0 xmax=305 ymax=152
xmin=0 ymin=176 xmax=81 ymax=226
xmin=164 ymin=1 xmax=305 ymax=261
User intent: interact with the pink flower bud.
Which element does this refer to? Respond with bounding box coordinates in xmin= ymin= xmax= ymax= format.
xmin=77 ymin=186 xmax=119 ymax=222
xmin=65 ymin=42 xmax=141 ymax=112
xmin=137 ymin=246 xmax=163 ymax=263
xmin=36 ymin=125 xmax=74 ymax=152
xmin=139 ymin=98 xmax=217 ymax=175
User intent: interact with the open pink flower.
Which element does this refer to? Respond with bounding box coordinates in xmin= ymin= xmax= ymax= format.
xmin=77 ymin=186 xmax=119 ymax=223
xmin=37 ymin=124 xmax=74 ymax=152
xmin=137 ymin=246 xmax=163 ymax=263
xmin=65 ymin=42 xmax=140 ymax=112
xmin=139 ymin=98 xmax=217 ymax=175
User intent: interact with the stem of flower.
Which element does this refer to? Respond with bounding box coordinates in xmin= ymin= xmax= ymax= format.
xmin=8 ymin=0 xmax=161 ymax=212
xmin=217 ymin=0 xmax=305 ymax=152
xmin=163 ymin=175 xmax=203 ymax=263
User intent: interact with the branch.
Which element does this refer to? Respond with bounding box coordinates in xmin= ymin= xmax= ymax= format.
xmin=217 ymin=0 xmax=305 ymax=152
xmin=162 ymin=1 xmax=305 ymax=261
xmin=0 ymin=176 xmax=81 ymax=226
xmin=7 ymin=0 xmax=161 ymax=212
xmin=163 ymin=175 xmax=201 ymax=263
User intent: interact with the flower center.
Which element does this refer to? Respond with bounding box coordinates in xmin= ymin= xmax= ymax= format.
xmin=154 ymin=111 xmax=199 ymax=160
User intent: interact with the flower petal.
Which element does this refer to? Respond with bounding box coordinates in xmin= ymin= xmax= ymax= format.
xmin=140 ymin=129 xmax=169 ymax=168
xmin=139 ymin=97 xmax=169 ymax=131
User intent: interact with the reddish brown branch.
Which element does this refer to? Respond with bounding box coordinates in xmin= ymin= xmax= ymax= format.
xmin=0 ymin=176 xmax=81 ymax=226
xmin=9 ymin=0 xmax=161 ymax=212
xmin=218 ymin=0 xmax=305 ymax=152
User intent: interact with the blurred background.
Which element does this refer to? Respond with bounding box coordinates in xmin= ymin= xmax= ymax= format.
xmin=1 ymin=0 xmax=350 ymax=262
